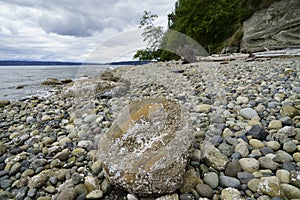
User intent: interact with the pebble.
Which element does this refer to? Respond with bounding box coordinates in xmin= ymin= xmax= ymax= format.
xmin=239 ymin=158 xmax=260 ymax=173
xmin=258 ymin=156 xmax=278 ymax=171
xmin=221 ymin=188 xmax=242 ymax=200
xmin=239 ymin=108 xmax=258 ymax=120
xmin=283 ymin=140 xmax=297 ymax=153
xmin=219 ymin=174 xmax=241 ymax=189
xmin=293 ymin=152 xmax=300 ymax=162
xmin=247 ymin=125 xmax=267 ymax=140
xmin=225 ymin=160 xmax=242 ymax=177
xmin=196 ymin=183 xmax=213 ymax=198
xmin=276 ymin=169 xmax=290 ymax=183
xmin=249 ymin=139 xmax=265 ymax=148
xmin=86 ymin=190 xmax=104 ymax=199
xmin=265 ymin=141 xmax=281 ymax=151
xmin=268 ymin=120 xmax=282 ymax=129
xmin=273 ymin=150 xmax=293 ymax=163
xmin=203 ymin=172 xmax=219 ymax=189
xmin=234 ymin=142 xmax=249 ymax=157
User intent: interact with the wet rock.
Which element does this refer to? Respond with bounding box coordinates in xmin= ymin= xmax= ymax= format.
xmin=41 ymin=78 xmax=62 ymax=86
xmin=98 ymin=98 xmax=194 ymax=195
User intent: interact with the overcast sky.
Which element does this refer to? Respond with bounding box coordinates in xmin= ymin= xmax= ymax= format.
xmin=0 ymin=0 xmax=176 ymax=62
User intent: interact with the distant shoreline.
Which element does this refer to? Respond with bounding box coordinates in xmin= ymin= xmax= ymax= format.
xmin=0 ymin=60 xmax=152 ymax=66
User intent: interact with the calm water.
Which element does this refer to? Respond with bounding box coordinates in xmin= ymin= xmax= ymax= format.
xmin=0 ymin=65 xmax=110 ymax=101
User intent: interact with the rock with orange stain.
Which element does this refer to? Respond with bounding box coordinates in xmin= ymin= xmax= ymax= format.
xmin=97 ymin=98 xmax=193 ymax=196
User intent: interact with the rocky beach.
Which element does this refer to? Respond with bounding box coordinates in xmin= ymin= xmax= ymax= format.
xmin=0 ymin=57 xmax=299 ymax=200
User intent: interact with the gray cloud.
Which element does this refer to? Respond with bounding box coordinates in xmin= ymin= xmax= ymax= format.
xmin=0 ymin=0 xmax=176 ymax=61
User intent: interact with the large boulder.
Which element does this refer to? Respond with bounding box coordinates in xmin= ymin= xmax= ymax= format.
xmin=97 ymin=98 xmax=193 ymax=196
xmin=241 ymin=0 xmax=300 ymax=52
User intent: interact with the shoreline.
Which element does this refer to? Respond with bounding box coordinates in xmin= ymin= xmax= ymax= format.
xmin=0 ymin=57 xmax=300 ymax=199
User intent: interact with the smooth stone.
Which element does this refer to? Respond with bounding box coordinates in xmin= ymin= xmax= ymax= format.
xmin=283 ymin=141 xmax=297 ymax=153
xmin=53 ymin=149 xmax=70 ymax=161
xmin=78 ymin=140 xmax=95 ymax=151
xmin=218 ymin=143 xmax=234 ymax=157
xmin=265 ymin=141 xmax=281 ymax=151
xmin=27 ymin=188 xmax=37 ymax=198
xmin=74 ymin=184 xmax=88 ymax=196
xmin=41 ymin=115 xmax=51 ymax=121
xmin=247 ymin=125 xmax=267 ymax=140
xmin=293 ymin=152 xmax=300 ymax=162
xmin=273 ymin=150 xmax=293 ymax=163
xmin=195 ymin=183 xmax=213 ymax=198
xmin=282 ymin=162 xmax=297 ymax=171
xmin=234 ymin=142 xmax=249 ymax=157
xmin=225 ymin=160 xmax=242 ymax=177
xmin=280 ymin=184 xmax=300 ymax=199
xmin=279 ymin=117 xmax=293 ymax=126
xmin=56 ymin=188 xmax=77 ymax=200
xmin=268 ymin=120 xmax=282 ymax=129
xmin=83 ymin=114 xmax=97 ymax=124
xmin=49 ymin=177 xmax=58 ymax=185
xmin=0 ymin=100 xmax=10 ymax=107
xmin=0 ymin=190 xmax=13 ymax=199
xmin=195 ymin=104 xmax=211 ymax=113
xmin=127 ymin=194 xmax=139 ymax=200
xmin=44 ymin=186 xmax=56 ymax=194
xmin=0 ymin=142 xmax=6 ymax=156
xmin=249 ymin=139 xmax=265 ymax=148
xmin=239 ymin=158 xmax=259 ymax=173
xmin=274 ymin=126 xmax=295 ymax=139
xmin=86 ymin=190 xmax=103 ymax=199
xmin=179 ymin=193 xmax=194 ymax=200
xmin=281 ymin=106 xmax=299 ymax=118
xmin=201 ymin=141 xmax=229 ymax=171
xmin=237 ymin=172 xmax=255 ymax=184
xmin=260 ymin=147 xmax=274 ymax=155
xmin=1 ymin=179 xmax=13 ymax=189
xmin=91 ymin=161 xmax=102 ymax=175
xmin=221 ymin=188 xmax=242 ymax=200
xmin=239 ymin=108 xmax=258 ymax=120
xmin=203 ymin=172 xmax=219 ymax=189
xmin=247 ymin=178 xmax=261 ymax=192
xmin=237 ymin=96 xmax=249 ymax=104
xmin=276 ymin=169 xmax=290 ymax=183
xmin=9 ymin=162 xmax=22 ymax=176
xmin=156 ymin=194 xmax=179 ymax=200
xmin=258 ymin=157 xmax=278 ymax=171
xmin=219 ymin=175 xmax=241 ymax=189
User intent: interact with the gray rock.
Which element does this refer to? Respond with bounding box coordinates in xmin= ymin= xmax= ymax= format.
xmin=225 ymin=160 xmax=242 ymax=177
xmin=258 ymin=156 xmax=279 ymax=171
xmin=0 ymin=190 xmax=13 ymax=199
xmin=234 ymin=142 xmax=249 ymax=157
xmin=83 ymin=114 xmax=97 ymax=124
xmin=276 ymin=169 xmax=290 ymax=184
xmin=280 ymin=183 xmax=300 ymax=199
xmin=282 ymin=140 xmax=297 ymax=153
xmin=9 ymin=162 xmax=22 ymax=176
xmin=97 ymin=98 xmax=194 ymax=195
xmin=280 ymin=117 xmax=293 ymax=126
xmin=239 ymin=158 xmax=260 ymax=173
xmin=78 ymin=140 xmax=94 ymax=151
xmin=218 ymin=143 xmax=234 ymax=157
xmin=290 ymin=171 xmax=300 ymax=188
xmin=247 ymin=125 xmax=267 ymax=140
xmin=281 ymin=105 xmax=299 ymax=118
xmin=0 ymin=100 xmax=10 ymax=107
xmin=219 ymin=175 xmax=241 ymax=189
xmin=201 ymin=141 xmax=229 ymax=171
xmin=16 ymin=186 xmax=28 ymax=200
xmin=237 ymin=172 xmax=255 ymax=184
xmin=53 ymin=149 xmax=69 ymax=161
xmin=203 ymin=172 xmax=219 ymax=189
xmin=221 ymin=188 xmax=242 ymax=200
xmin=29 ymin=159 xmax=47 ymax=170
xmin=156 ymin=194 xmax=179 ymax=200
xmin=86 ymin=190 xmax=103 ymax=199
xmin=27 ymin=188 xmax=37 ymax=198
xmin=56 ymin=188 xmax=77 ymax=200
xmin=241 ymin=0 xmax=300 ymax=52
xmin=273 ymin=150 xmax=293 ymax=163
xmin=196 ymin=183 xmax=214 ymax=198
xmin=239 ymin=108 xmax=258 ymax=120
xmin=1 ymin=179 xmax=13 ymax=189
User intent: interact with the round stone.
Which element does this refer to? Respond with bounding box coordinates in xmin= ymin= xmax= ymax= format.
xmin=258 ymin=157 xmax=278 ymax=171
xmin=219 ymin=175 xmax=241 ymax=189
xmin=235 ymin=142 xmax=249 ymax=157
xmin=281 ymin=106 xmax=299 ymax=118
xmin=276 ymin=169 xmax=290 ymax=183
xmin=203 ymin=172 xmax=219 ymax=189
xmin=97 ymin=98 xmax=194 ymax=195
xmin=249 ymin=139 xmax=265 ymax=148
xmin=283 ymin=141 xmax=297 ymax=153
xmin=273 ymin=150 xmax=293 ymax=163
xmin=86 ymin=190 xmax=103 ymax=199
xmin=268 ymin=120 xmax=282 ymax=129
xmin=221 ymin=188 xmax=242 ymax=200
xmin=195 ymin=183 xmax=213 ymax=198
xmin=239 ymin=158 xmax=259 ymax=173
xmin=239 ymin=108 xmax=258 ymax=120
xmin=225 ymin=160 xmax=242 ymax=177
xmin=293 ymin=152 xmax=300 ymax=162
xmin=265 ymin=141 xmax=281 ymax=151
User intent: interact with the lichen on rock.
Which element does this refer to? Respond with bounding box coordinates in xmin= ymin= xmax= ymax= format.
xmin=97 ymin=98 xmax=194 ymax=196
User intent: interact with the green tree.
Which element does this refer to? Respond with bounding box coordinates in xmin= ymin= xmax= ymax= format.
xmin=133 ymin=11 xmax=164 ymax=61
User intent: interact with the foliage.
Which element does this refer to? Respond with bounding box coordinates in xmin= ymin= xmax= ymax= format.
xmin=169 ymin=0 xmax=281 ymax=54
xmin=133 ymin=11 xmax=164 ymax=61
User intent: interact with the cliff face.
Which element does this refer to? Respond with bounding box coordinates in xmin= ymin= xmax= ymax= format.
xmin=241 ymin=0 xmax=300 ymax=52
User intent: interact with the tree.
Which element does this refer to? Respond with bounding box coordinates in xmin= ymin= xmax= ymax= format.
xmin=133 ymin=11 xmax=164 ymax=61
